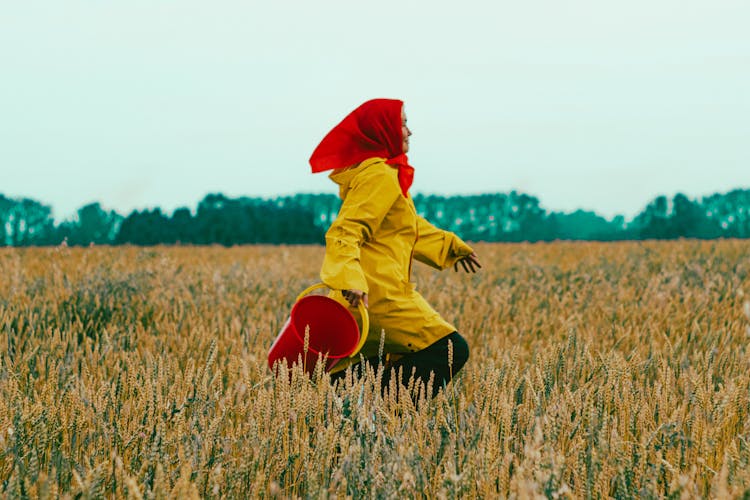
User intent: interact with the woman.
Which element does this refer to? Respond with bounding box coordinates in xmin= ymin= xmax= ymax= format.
xmin=309 ymin=98 xmax=481 ymax=399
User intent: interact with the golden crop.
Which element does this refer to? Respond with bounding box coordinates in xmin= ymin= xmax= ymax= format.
xmin=1 ymin=241 xmax=750 ymax=498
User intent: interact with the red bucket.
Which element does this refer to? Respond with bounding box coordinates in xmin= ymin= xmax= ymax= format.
xmin=268 ymin=284 xmax=368 ymax=376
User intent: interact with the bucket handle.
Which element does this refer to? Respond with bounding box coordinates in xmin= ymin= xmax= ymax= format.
xmin=296 ymin=283 xmax=369 ymax=359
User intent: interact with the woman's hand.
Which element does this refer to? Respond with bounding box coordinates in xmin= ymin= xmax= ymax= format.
xmin=454 ymin=252 xmax=482 ymax=273
xmin=342 ymin=289 xmax=368 ymax=307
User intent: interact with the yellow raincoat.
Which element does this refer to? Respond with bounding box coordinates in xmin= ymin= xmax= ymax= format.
xmin=320 ymin=157 xmax=474 ymax=374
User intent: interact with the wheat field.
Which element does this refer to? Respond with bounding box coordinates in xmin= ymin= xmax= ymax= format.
xmin=1 ymin=241 xmax=750 ymax=498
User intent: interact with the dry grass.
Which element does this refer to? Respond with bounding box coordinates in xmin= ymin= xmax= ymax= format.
xmin=1 ymin=241 xmax=750 ymax=498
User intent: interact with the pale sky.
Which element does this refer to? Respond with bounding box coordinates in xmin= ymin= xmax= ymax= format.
xmin=1 ymin=0 xmax=748 ymax=221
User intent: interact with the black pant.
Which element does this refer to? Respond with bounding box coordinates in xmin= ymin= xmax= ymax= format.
xmin=331 ymin=332 xmax=470 ymax=399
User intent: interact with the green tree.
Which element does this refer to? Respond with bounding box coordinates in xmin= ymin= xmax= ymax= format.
xmin=548 ymin=210 xmax=624 ymax=241
xmin=0 ymin=195 xmax=14 ymax=246
xmin=116 ymin=209 xmax=170 ymax=245
xmin=6 ymin=198 xmax=55 ymax=246
xmin=170 ymin=207 xmax=194 ymax=244
xmin=671 ymin=193 xmax=721 ymax=238
xmin=633 ymin=195 xmax=672 ymax=239
xmin=702 ymin=189 xmax=750 ymax=238
xmin=59 ymin=202 xmax=122 ymax=245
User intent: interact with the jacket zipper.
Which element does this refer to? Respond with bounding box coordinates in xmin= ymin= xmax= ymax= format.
xmin=407 ymin=196 xmax=418 ymax=280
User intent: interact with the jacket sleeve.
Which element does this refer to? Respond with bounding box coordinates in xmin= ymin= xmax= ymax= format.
xmin=413 ymin=216 xmax=474 ymax=270
xmin=320 ymin=165 xmax=401 ymax=293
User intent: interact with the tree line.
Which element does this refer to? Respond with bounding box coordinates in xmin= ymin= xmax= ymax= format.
xmin=1 ymin=189 xmax=749 ymax=247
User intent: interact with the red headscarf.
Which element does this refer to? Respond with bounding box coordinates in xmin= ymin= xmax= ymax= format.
xmin=309 ymin=98 xmax=414 ymax=197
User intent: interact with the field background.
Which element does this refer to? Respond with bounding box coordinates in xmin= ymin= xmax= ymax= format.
xmin=1 ymin=241 xmax=750 ymax=498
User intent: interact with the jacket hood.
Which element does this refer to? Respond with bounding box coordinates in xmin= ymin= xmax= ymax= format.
xmin=328 ymin=157 xmax=387 ymax=199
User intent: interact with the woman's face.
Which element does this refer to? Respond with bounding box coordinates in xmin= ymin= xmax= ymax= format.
xmin=401 ymin=107 xmax=412 ymax=154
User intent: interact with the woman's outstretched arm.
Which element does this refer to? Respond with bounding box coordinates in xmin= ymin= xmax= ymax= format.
xmin=413 ymin=216 xmax=481 ymax=272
